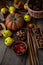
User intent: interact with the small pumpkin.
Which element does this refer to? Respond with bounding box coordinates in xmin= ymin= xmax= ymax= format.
xmin=5 ymin=13 xmax=24 ymax=31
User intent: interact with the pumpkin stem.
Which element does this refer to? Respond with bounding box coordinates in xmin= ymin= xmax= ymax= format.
xmin=14 ymin=18 xmax=16 ymax=21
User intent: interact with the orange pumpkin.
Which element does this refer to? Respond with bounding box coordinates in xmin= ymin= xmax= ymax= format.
xmin=5 ymin=13 xmax=24 ymax=31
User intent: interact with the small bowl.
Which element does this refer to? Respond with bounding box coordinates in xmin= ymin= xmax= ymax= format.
xmin=12 ymin=41 xmax=27 ymax=55
xmin=27 ymin=1 xmax=43 ymax=18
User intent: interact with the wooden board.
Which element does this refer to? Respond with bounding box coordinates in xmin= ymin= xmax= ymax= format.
xmin=0 ymin=28 xmax=28 ymax=65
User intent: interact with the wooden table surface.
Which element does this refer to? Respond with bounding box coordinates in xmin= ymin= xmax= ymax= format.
xmin=0 ymin=0 xmax=43 ymax=64
xmin=0 ymin=19 xmax=43 ymax=65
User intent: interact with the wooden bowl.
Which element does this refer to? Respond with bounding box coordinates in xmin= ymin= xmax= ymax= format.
xmin=27 ymin=0 xmax=43 ymax=18
xmin=12 ymin=41 xmax=27 ymax=55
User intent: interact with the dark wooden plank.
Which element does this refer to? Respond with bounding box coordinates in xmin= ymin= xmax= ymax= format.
xmin=1 ymin=47 xmax=27 ymax=65
xmin=0 ymin=38 xmax=7 ymax=64
xmin=26 ymin=56 xmax=30 ymax=65
xmin=38 ymin=50 xmax=43 ymax=65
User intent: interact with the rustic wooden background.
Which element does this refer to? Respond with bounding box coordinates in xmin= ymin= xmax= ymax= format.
xmin=0 ymin=19 xmax=43 ymax=65
xmin=0 ymin=0 xmax=43 ymax=65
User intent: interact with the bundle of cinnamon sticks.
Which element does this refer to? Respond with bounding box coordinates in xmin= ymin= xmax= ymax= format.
xmin=27 ymin=28 xmax=39 ymax=65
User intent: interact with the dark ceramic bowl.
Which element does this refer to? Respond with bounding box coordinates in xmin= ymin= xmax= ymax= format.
xmin=12 ymin=41 xmax=27 ymax=55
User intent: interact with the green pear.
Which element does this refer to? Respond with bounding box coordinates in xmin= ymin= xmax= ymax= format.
xmin=5 ymin=37 xmax=14 ymax=46
xmin=24 ymin=14 xmax=31 ymax=22
xmin=1 ymin=8 xmax=8 ymax=14
xmin=9 ymin=6 xmax=16 ymax=14
xmin=3 ymin=30 xmax=12 ymax=38
xmin=24 ymin=3 xmax=28 ymax=10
